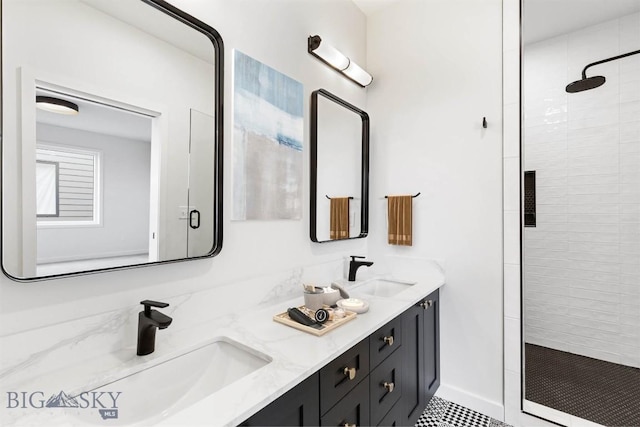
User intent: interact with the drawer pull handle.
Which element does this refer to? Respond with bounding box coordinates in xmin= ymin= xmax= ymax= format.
xmin=419 ymin=300 xmax=433 ymax=309
xmin=382 ymin=381 xmax=395 ymax=393
xmin=343 ymin=366 xmax=357 ymax=380
xmin=343 ymin=423 xmax=356 ymax=427
xmin=383 ymin=335 xmax=394 ymax=346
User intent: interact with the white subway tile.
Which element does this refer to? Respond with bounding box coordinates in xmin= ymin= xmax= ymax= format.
xmin=569 ymin=306 xmax=620 ymax=323
xmin=620 ymin=12 xmax=640 ymax=52
xmin=505 ymin=317 xmax=521 ymax=373
xmin=570 ymin=287 xmax=620 ymax=303
xmin=504 ymin=263 xmax=521 ymax=319
xmin=504 ymin=211 xmax=521 ymax=265
xmin=567 ymin=223 xmax=618 ymax=234
xmin=565 ymin=268 xmax=620 ymax=284
xmin=567 ymin=250 xmax=620 ymax=263
xmin=504 ymin=103 xmax=521 ymax=158
xmin=568 ymin=344 xmax=620 ymax=365
xmin=569 ymin=241 xmax=618 ymax=255
xmin=567 ymin=231 xmax=619 ymax=244
xmin=504 ymin=157 xmax=520 ymax=212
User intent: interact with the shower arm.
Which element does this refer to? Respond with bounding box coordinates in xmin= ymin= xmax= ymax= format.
xmin=581 ymin=49 xmax=640 ymax=79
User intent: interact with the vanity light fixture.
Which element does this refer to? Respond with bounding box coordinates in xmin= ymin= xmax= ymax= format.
xmin=308 ymin=35 xmax=373 ymax=87
xmin=36 ymin=96 xmax=79 ymax=115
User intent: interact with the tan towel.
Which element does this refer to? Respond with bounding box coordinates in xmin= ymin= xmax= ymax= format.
xmin=387 ymin=195 xmax=413 ymax=246
xmin=330 ymin=198 xmax=350 ymax=240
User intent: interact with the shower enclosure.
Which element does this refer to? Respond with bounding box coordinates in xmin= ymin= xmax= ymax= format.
xmin=522 ymin=1 xmax=640 ymax=426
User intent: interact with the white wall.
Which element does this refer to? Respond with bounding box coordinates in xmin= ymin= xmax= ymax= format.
xmin=523 ymin=13 xmax=640 ymax=369
xmin=0 ymin=0 xmax=367 ymax=335
xmin=366 ymin=0 xmax=505 ymax=418
xmin=36 ymin=123 xmax=150 ymax=264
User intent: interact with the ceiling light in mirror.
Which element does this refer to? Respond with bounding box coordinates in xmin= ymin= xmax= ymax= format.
xmin=35 ymin=96 xmax=79 ymax=115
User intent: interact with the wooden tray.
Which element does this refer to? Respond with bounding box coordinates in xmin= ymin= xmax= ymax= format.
xmin=273 ymin=306 xmax=357 ymax=336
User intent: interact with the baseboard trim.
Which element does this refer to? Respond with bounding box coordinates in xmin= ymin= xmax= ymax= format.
xmin=436 ymin=384 xmax=504 ymax=421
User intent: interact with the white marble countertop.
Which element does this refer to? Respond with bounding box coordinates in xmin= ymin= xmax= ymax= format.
xmin=0 ymin=259 xmax=444 ymax=426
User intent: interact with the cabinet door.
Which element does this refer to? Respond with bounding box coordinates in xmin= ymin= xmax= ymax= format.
xmin=370 ymin=315 xmax=402 ymax=369
xmin=320 ymin=377 xmax=370 ymax=427
xmin=320 ymin=338 xmax=370 ymax=415
xmin=424 ymin=289 xmax=440 ymax=400
xmin=400 ymin=304 xmax=425 ymax=426
xmin=377 ymin=400 xmax=402 ymax=427
xmin=241 ymin=373 xmax=319 ymax=426
xmin=370 ymin=347 xmax=402 ymax=426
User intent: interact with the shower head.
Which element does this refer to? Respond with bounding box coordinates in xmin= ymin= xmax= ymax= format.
xmin=566 ymin=49 xmax=640 ymax=94
xmin=565 ymin=75 xmax=606 ymax=93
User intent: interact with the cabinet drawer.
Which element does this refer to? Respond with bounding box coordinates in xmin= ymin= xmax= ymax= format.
xmin=241 ymin=373 xmax=319 ymax=426
xmin=370 ymin=316 xmax=402 ymax=368
xmin=320 ymin=338 xmax=370 ymax=415
xmin=369 ymin=348 xmax=402 ymax=426
xmin=320 ymin=376 xmax=370 ymax=427
xmin=377 ymin=400 xmax=402 ymax=427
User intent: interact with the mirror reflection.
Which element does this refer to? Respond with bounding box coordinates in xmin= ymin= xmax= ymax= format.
xmin=310 ymin=89 xmax=369 ymax=242
xmin=2 ymin=0 xmax=223 ymax=280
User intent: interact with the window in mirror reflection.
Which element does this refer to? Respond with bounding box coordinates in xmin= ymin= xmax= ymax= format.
xmin=36 ymin=146 xmax=100 ymax=225
xmin=35 ymin=161 xmax=59 ymax=217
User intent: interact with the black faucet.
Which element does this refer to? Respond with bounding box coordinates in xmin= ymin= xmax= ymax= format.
xmin=348 ymin=256 xmax=374 ymax=281
xmin=137 ymin=300 xmax=172 ymax=356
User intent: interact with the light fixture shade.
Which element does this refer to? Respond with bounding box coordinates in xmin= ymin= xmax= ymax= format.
xmin=308 ymin=35 xmax=350 ymax=71
xmin=343 ymin=61 xmax=373 ymax=87
xmin=36 ymin=96 xmax=79 ymax=115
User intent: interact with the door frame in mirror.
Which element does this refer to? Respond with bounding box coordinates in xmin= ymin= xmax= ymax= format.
xmin=0 ymin=0 xmax=224 ymax=281
xmin=310 ymin=88 xmax=369 ymax=243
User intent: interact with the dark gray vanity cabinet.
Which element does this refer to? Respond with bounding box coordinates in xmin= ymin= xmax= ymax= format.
xmin=242 ymin=288 xmax=440 ymax=427
xmin=240 ymin=373 xmax=320 ymax=426
xmin=401 ymin=288 xmax=440 ymax=426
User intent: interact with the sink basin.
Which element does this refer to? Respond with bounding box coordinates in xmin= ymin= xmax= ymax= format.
xmin=354 ymin=279 xmax=416 ymax=297
xmin=69 ymin=337 xmax=271 ymax=425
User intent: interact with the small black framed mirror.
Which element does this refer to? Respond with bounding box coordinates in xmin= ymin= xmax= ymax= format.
xmin=1 ymin=0 xmax=224 ymax=280
xmin=310 ymin=89 xmax=369 ymax=243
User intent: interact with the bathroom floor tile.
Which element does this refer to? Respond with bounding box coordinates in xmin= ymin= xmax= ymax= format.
xmin=525 ymin=343 xmax=640 ymax=426
xmin=416 ymin=396 xmax=511 ymax=427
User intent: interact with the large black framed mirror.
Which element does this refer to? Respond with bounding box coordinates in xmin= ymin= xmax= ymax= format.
xmin=310 ymin=89 xmax=369 ymax=243
xmin=1 ymin=0 xmax=224 ymax=281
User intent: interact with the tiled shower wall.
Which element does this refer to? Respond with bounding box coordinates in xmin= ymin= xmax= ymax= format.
xmin=523 ymin=12 xmax=640 ymax=368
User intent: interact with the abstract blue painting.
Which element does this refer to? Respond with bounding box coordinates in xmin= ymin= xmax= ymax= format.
xmin=232 ymin=50 xmax=304 ymax=220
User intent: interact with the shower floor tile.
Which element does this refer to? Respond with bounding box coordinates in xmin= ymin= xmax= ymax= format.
xmin=416 ymin=396 xmax=511 ymax=427
xmin=525 ymin=343 xmax=640 ymax=427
